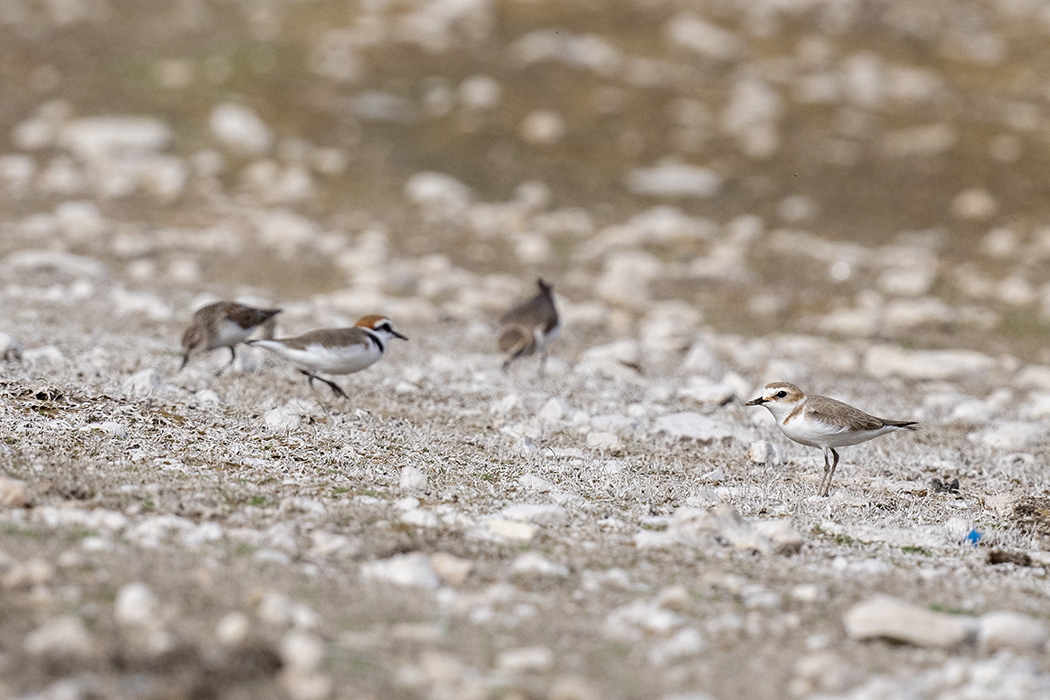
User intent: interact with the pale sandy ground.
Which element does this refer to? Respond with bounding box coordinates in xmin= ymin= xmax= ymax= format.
xmin=4 ymin=1 xmax=1050 ymax=698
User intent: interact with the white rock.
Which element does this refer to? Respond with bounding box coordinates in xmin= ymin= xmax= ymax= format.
xmin=952 ymin=188 xmax=998 ymax=221
xmin=265 ymin=405 xmax=302 ymax=432
xmin=24 ymin=616 xmax=95 ymax=659
xmin=430 ymin=552 xmax=473 ymax=585
xmin=864 ymin=345 xmax=997 ymax=381
xmin=605 ymin=600 xmax=685 ymax=640
xmin=752 ymin=520 xmax=805 ymax=555
xmin=497 ymin=646 xmax=554 ymax=672
xmin=98 ymin=421 xmax=127 ymax=438
xmin=280 ymin=631 xmax=327 ymax=674
xmin=747 ymin=440 xmax=782 ymax=466
xmin=539 ymin=397 xmax=571 ymax=422
xmin=668 ymin=505 xmax=774 ymax=554
xmin=943 ymin=518 xmax=974 ymax=543
xmin=665 ymin=13 xmax=740 ymax=60
xmin=625 ymin=160 xmax=722 ymax=198
xmin=122 ymin=368 xmax=166 ymax=398
xmin=653 ymin=412 xmax=735 ymax=442
xmin=60 ymin=116 xmax=171 ymax=160
xmin=520 ymin=109 xmax=565 ymax=145
xmin=361 ymin=552 xmax=440 ymax=589
xmin=948 ymin=398 xmax=995 ymax=425
xmin=210 ymin=103 xmax=273 ymax=154
xmin=115 ymin=582 xmax=158 ymax=628
xmin=676 ymin=377 xmax=735 ymax=405
xmin=587 ymin=431 xmax=622 ymax=451
xmin=510 ymin=552 xmax=569 ymax=578
xmin=308 ymin=531 xmax=353 ymax=558
xmin=0 ymin=476 xmax=27 ymax=508
xmin=400 ymin=509 xmax=440 ymax=528
xmin=404 ymin=171 xmax=473 ymax=220
xmin=257 ymin=592 xmax=319 ymax=629
xmin=459 ymin=74 xmax=501 ymax=110
xmin=682 ymin=339 xmax=723 ymax=377
xmin=843 ymin=595 xmax=974 ymax=648
xmin=501 ymin=503 xmax=568 ymax=525
xmin=720 ymin=78 xmax=783 ymax=158
xmin=649 ymin=627 xmax=706 ymax=666
xmin=5 ymin=249 xmax=108 ymax=277
xmin=968 ymin=421 xmax=1043 ymax=450
xmin=488 ymin=519 xmax=536 ymax=541
xmin=399 ymin=466 xmax=428 ymax=492
xmin=594 ymin=252 xmax=662 ymax=310
xmin=0 ymin=332 xmax=23 ymax=361
xmin=1014 ymin=364 xmax=1050 ymax=391
xmin=877 ymin=265 xmax=936 ymax=297
xmin=492 ymin=393 xmax=522 ymax=415
xmin=977 ymin=611 xmax=1047 ymax=653
xmin=216 ymin=612 xmax=251 ymax=647
xmin=519 ymin=474 xmax=555 ymax=492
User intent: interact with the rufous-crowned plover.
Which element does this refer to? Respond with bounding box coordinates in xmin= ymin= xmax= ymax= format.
xmin=745 ymin=382 xmax=918 ymax=496
xmin=248 ymin=314 xmax=407 ymax=398
xmin=498 ymin=278 xmax=560 ymax=373
xmin=181 ymin=301 xmax=281 ymax=373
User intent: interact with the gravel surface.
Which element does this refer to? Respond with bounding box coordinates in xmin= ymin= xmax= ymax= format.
xmin=3 ymin=1 xmax=1050 ymax=698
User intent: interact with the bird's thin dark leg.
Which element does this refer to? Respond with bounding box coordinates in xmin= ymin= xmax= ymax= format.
xmin=179 ymin=353 xmax=190 ymax=371
xmin=821 ymin=448 xmax=840 ymax=497
xmin=539 ymin=349 xmax=548 ymax=377
xmin=818 ymin=448 xmax=830 ymax=496
xmin=215 ymin=347 xmax=237 ymax=377
xmin=300 ymin=370 xmax=347 ymax=399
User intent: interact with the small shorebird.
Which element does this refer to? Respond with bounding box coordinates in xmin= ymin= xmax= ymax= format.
xmin=499 ymin=278 xmax=559 ymax=373
xmin=248 ymin=315 xmax=407 ymax=398
xmin=181 ymin=301 xmax=281 ymax=373
xmin=745 ymin=382 xmax=918 ymax=496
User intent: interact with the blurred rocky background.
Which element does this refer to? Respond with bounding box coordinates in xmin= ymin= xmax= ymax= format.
xmin=3 ymin=0 xmax=1050 ymax=356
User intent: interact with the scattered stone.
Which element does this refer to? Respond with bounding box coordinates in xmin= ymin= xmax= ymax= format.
xmin=586 ymin=431 xmax=622 ymax=451
xmin=265 ymin=405 xmax=302 ymax=432
xmin=0 ymin=476 xmax=27 ymax=508
xmin=0 ymin=332 xmax=23 ymax=361
xmin=210 ymin=103 xmax=273 ymax=154
xmin=502 ymin=503 xmax=568 ymax=525
xmin=430 ymin=552 xmax=473 ymax=585
xmin=625 ymin=160 xmax=722 ymax=199
xmin=114 ymin=582 xmax=158 ymax=627
xmin=361 ymin=552 xmax=440 ymax=589
xmin=24 ymin=615 xmax=97 ymax=661
xmin=843 ymin=595 xmax=974 ymax=648
xmin=978 ymin=611 xmax=1047 ymax=653
xmin=279 ymin=630 xmax=327 ymax=674
xmin=864 ymin=345 xmax=997 ymax=381
xmin=653 ymin=412 xmax=735 ymax=442
xmin=497 ymin=645 xmax=554 ymax=672
xmin=510 ymin=552 xmax=569 ymax=579
xmin=488 ymin=519 xmax=536 ymax=541
xmin=968 ymin=421 xmax=1042 ymax=450
xmin=747 ymin=440 xmax=782 ymax=466
xmin=216 ymin=612 xmax=251 ymax=647
xmin=399 ymin=466 xmax=428 ymax=492
xmin=122 ymin=368 xmax=166 ymax=398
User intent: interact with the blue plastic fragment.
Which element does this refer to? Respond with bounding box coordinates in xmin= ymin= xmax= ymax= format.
xmin=965 ymin=529 xmax=982 ymax=546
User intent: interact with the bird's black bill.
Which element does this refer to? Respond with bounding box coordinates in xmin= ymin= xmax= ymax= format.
xmin=392 ymin=330 xmax=408 ymax=340
xmin=744 ymin=397 xmax=765 ymax=406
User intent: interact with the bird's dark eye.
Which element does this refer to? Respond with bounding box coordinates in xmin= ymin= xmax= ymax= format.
xmin=776 ymin=391 xmax=787 ymax=399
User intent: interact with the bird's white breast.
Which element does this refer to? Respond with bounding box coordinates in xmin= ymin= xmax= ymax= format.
xmin=209 ymin=319 xmax=254 ymax=350
xmin=255 ymin=339 xmax=381 ymax=374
